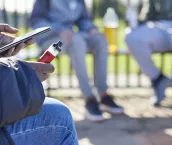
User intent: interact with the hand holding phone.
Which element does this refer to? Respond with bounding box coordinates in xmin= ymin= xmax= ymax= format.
xmin=0 ymin=27 xmax=51 ymax=54
xmin=0 ymin=24 xmax=35 ymax=57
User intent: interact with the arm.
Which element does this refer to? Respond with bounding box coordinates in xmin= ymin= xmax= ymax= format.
xmin=0 ymin=57 xmax=45 ymax=127
xmin=75 ymin=0 xmax=97 ymax=32
xmin=29 ymin=0 xmax=65 ymax=34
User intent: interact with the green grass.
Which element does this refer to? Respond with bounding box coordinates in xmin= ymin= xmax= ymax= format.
xmin=19 ymin=19 xmax=172 ymax=75
xmin=51 ymin=19 xmax=171 ymax=76
xmin=49 ymin=53 xmax=172 ymax=76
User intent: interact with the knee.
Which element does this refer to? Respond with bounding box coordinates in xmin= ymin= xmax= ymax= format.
xmin=125 ymin=30 xmax=152 ymax=49
xmin=71 ymin=33 xmax=87 ymax=48
xmin=68 ymin=33 xmax=87 ymax=55
xmin=92 ymin=33 xmax=108 ymax=54
xmin=92 ymin=33 xmax=108 ymax=45
xmin=94 ymin=33 xmax=106 ymax=40
xmin=42 ymin=98 xmax=73 ymax=126
xmin=125 ymin=32 xmax=144 ymax=51
xmin=125 ymin=32 xmax=136 ymax=46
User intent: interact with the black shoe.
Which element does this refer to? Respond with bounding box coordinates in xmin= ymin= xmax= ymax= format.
xmin=151 ymin=74 xmax=171 ymax=106
xmin=100 ymin=95 xmax=124 ymax=114
xmin=85 ymin=98 xmax=104 ymax=122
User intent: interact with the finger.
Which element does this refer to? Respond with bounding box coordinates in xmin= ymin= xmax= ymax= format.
xmin=3 ymin=47 xmax=15 ymax=57
xmin=37 ymin=73 xmax=48 ymax=82
xmin=29 ymin=62 xmax=55 ymax=73
xmin=25 ymin=38 xmax=35 ymax=46
xmin=0 ymin=34 xmax=15 ymax=47
xmin=0 ymin=24 xmax=18 ymax=34
xmin=12 ymin=39 xmax=35 ymax=56
xmin=12 ymin=43 xmax=26 ymax=56
xmin=38 ymin=63 xmax=55 ymax=73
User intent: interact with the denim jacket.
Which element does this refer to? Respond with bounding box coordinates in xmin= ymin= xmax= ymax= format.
xmin=30 ymin=0 xmax=96 ymax=34
xmin=0 ymin=58 xmax=45 ymax=145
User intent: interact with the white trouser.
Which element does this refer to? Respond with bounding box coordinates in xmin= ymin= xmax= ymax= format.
xmin=125 ymin=20 xmax=172 ymax=80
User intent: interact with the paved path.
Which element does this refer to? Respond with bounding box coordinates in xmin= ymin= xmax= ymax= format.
xmin=62 ymin=95 xmax=172 ymax=145
xmin=44 ymin=74 xmax=152 ymax=89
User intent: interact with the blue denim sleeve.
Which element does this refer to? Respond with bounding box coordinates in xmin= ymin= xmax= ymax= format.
xmin=0 ymin=57 xmax=45 ymax=127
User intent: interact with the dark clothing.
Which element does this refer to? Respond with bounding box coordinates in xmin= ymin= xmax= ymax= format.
xmin=29 ymin=0 xmax=96 ymax=46
xmin=138 ymin=0 xmax=172 ymax=23
xmin=0 ymin=57 xmax=45 ymax=145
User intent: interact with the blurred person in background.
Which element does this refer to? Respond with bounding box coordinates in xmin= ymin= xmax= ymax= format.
xmin=30 ymin=0 xmax=124 ymax=122
xmin=125 ymin=0 xmax=172 ymax=106
xmin=0 ymin=24 xmax=78 ymax=145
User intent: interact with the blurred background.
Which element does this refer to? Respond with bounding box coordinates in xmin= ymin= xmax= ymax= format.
xmin=0 ymin=0 xmax=172 ymax=145
xmin=0 ymin=0 xmax=171 ymax=94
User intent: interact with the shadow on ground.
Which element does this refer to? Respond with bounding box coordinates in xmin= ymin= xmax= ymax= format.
xmin=76 ymin=115 xmax=172 ymax=145
xmin=62 ymin=95 xmax=172 ymax=145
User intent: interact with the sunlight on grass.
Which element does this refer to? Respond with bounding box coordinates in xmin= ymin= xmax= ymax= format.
xmin=43 ymin=53 xmax=172 ymax=75
xmin=17 ymin=19 xmax=171 ymax=75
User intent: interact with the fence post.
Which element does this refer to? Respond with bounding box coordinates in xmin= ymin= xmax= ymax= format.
xmin=2 ymin=0 xmax=8 ymax=23
xmin=13 ymin=0 xmax=18 ymax=28
xmin=92 ymin=0 xmax=96 ymax=17
xmin=24 ymin=0 xmax=29 ymax=32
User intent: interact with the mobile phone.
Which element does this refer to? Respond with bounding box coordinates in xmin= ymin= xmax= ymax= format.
xmin=0 ymin=27 xmax=51 ymax=53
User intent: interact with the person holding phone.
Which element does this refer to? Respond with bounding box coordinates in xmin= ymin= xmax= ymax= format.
xmin=30 ymin=0 xmax=124 ymax=122
xmin=0 ymin=24 xmax=35 ymax=57
xmin=0 ymin=26 xmax=51 ymax=54
xmin=0 ymin=24 xmax=78 ymax=145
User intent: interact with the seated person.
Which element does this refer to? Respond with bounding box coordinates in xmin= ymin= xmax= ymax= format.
xmin=125 ymin=0 xmax=172 ymax=106
xmin=0 ymin=24 xmax=78 ymax=145
xmin=30 ymin=0 xmax=124 ymax=122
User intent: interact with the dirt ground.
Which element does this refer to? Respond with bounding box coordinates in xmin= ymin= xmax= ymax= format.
xmin=62 ymin=90 xmax=172 ymax=145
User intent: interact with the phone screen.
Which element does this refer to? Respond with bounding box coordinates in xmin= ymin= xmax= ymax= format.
xmin=0 ymin=27 xmax=51 ymax=53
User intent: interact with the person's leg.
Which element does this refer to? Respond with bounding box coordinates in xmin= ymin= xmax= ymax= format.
xmin=38 ymin=32 xmax=94 ymax=98
xmin=125 ymin=22 xmax=172 ymax=105
xmin=37 ymin=31 xmax=94 ymax=98
xmin=67 ymin=33 xmax=105 ymax=122
xmin=87 ymin=33 xmax=108 ymax=96
xmin=5 ymin=98 xmax=78 ymax=145
xmin=68 ymin=33 xmax=94 ymax=98
xmin=86 ymin=33 xmax=124 ymax=114
xmin=125 ymin=22 xmax=172 ymax=79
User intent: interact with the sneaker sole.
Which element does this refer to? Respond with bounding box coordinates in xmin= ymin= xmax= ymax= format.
xmin=86 ymin=112 xmax=105 ymax=123
xmin=100 ymin=104 xmax=124 ymax=115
